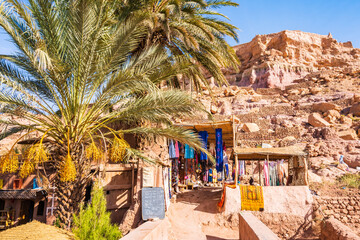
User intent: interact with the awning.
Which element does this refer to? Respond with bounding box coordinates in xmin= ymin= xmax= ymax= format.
xmin=234 ymin=145 xmax=307 ymax=160
xmin=0 ymin=189 xmax=47 ymax=200
xmin=175 ymin=120 xmax=234 ymax=147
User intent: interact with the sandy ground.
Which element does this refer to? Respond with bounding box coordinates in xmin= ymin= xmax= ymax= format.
xmin=0 ymin=220 xmax=73 ymax=240
xmin=167 ymin=187 xmax=239 ymax=240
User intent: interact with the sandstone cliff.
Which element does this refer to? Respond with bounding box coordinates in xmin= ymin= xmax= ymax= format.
xmin=226 ymin=30 xmax=360 ymax=89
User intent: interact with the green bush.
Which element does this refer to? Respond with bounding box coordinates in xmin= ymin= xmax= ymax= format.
xmin=338 ymin=173 xmax=360 ymax=189
xmin=72 ymin=184 xmax=122 ymax=240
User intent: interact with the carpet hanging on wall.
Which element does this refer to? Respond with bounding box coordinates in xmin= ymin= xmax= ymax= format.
xmin=240 ymin=185 xmax=264 ymax=211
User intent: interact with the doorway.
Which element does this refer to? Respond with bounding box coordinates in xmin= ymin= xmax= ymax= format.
xmin=19 ymin=200 xmax=34 ymax=225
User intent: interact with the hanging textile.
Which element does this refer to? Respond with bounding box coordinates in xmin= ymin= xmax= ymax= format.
xmin=269 ymin=162 xmax=277 ymax=186
xmin=215 ymin=128 xmax=223 ymax=172
xmin=185 ymin=144 xmax=194 ymax=159
xmin=217 ymin=184 xmax=237 ymax=209
xmin=240 ymin=185 xmax=264 ymax=211
xmin=163 ymin=168 xmax=171 ymax=210
xmin=263 ymin=160 xmax=270 ymax=186
xmin=199 ymin=131 xmax=208 ymax=160
xmin=169 ymin=140 xmax=176 ymax=158
xmin=239 ymin=160 xmax=245 ymax=176
xmin=175 ymin=141 xmax=179 ymax=158
xmin=208 ymin=168 xmax=213 ymax=182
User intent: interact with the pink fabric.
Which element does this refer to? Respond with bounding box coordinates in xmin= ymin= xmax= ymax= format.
xmin=263 ymin=161 xmax=270 ymax=186
xmin=175 ymin=141 xmax=179 ymax=158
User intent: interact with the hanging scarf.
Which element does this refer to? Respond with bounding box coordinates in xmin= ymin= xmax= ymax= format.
xmin=263 ymin=160 xmax=270 ymax=186
xmin=215 ymin=128 xmax=223 ymax=172
xmin=175 ymin=141 xmax=179 ymax=158
xmin=169 ymin=140 xmax=176 ymax=158
xmin=199 ymin=131 xmax=208 ymax=160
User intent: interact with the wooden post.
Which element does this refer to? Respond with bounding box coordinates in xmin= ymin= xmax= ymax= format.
xmin=235 ymin=154 xmax=238 ymax=185
xmin=258 ymin=160 xmax=261 ymax=186
xmin=131 ymin=163 xmax=134 ymax=204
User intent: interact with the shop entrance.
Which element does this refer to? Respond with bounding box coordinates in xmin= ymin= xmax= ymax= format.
xmin=19 ymin=200 xmax=34 ymax=225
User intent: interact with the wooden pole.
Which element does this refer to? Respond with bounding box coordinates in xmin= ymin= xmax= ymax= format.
xmin=258 ymin=160 xmax=261 ymax=186
xmin=131 ymin=163 xmax=134 ymax=204
xmin=235 ymin=154 xmax=238 ymax=185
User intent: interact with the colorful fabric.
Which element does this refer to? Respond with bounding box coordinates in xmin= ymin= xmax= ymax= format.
xmin=199 ymin=131 xmax=208 ymax=160
xmin=208 ymin=168 xmax=213 ymax=182
xmin=269 ymin=162 xmax=277 ymax=186
xmin=240 ymin=185 xmax=264 ymax=211
xmin=215 ymin=128 xmax=223 ymax=172
xmin=239 ymin=160 xmax=245 ymax=176
xmin=175 ymin=141 xmax=179 ymax=158
xmin=263 ymin=161 xmax=270 ymax=186
xmin=169 ymin=140 xmax=176 ymax=158
xmin=184 ymin=144 xmax=194 ymax=159
xmin=217 ymin=184 xmax=237 ymax=209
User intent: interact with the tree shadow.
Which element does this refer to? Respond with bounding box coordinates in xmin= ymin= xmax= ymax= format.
xmin=175 ymin=187 xmax=222 ymax=214
xmin=206 ymin=235 xmax=237 ymax=240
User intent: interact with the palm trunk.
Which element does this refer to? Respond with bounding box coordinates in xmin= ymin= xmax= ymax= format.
xmin=55 ymin=175 xmax=90 ymax=228
xmin=53 ymin=147 xmax=93 ymax=228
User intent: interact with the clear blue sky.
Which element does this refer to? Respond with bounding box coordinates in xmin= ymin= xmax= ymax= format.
xmin=222 ymin=0 xmax=360 ymax=47
xmin=1 ymin=0 xmax=360 ymax=54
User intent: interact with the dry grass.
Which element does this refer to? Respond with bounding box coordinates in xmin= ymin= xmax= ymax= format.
xmin=0 ymin=220 xmax=73 ymax=240
xmin=338 ymin=173 xmax=360 ymax=189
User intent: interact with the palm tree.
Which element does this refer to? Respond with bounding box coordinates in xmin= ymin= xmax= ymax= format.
xmin=117 ymin=0 xmax=240 ymax=90
xmin=0 ymin=0 xmax=209 ymax=227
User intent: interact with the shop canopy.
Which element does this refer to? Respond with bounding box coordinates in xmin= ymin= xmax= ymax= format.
xmin=175 ymin=120 xmax=235 ymax=148
xmin=0 ymin=189 xmax=47 ymax=200
xmin=234 ymin=145 xmax=307 ymax=160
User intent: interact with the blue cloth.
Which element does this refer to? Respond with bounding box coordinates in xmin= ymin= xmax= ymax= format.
xmin=208 ymin=169 xmax=213 ymax=182
xmin=33 ymin=178 xmax=39 ymax=189
xmin=184 ymin=144 xmax=194 ymax=159
xmin=169 ymin=140 xmax=176 ymax=158
xmin=199 ymin=131 xmax=208 ymax=160
xmin=215 ymin=128 xmax=223 ymax=172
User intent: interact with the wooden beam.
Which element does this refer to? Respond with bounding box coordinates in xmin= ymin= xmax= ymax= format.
xmin=104 ymin=184 xmax=132 ymax=191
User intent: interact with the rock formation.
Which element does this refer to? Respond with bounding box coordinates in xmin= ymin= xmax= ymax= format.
xmin=224 ymin=30 xmax=360 ymax=89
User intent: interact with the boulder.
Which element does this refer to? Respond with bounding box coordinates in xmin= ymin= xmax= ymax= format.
xmin=337 ymin=129 xmax=358 ymax=140
xmin=324 ymin=110 xmax=340 ymax=119
xmin=308 ymin=113 xmax=330 ymax=127
xmin=250 ymin=95 xmax=262 ymax=102
xmin=353 ymin=93 xmax=360 ymax=103
xmin=349 ymin=103 xmax=360 ymax=117
xmin=310 ymin=87 xmax=322 ymax=95
xmin=210 ymin=104 xmax=218 ymax=114
xmin=242 ymin=123 xmax=260 ymax=132
xmin=340 ymin=115 xmax=352 ymax=125
xmin=312 ymin=102 xmax=340 ymax=112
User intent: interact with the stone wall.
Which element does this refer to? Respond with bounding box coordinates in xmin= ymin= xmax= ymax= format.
xmin=315 ymin=196 xmax=360 ymax=235
xmin=320 ymin=216 xmax=360 ymax=240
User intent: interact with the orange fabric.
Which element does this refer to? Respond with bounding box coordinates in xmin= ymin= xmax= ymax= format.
xmin=217 ymin=183 xmax=237 ymax=209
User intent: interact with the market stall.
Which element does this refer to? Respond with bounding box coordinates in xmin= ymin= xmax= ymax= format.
xmin=170 ymin=120 xmax=236 ymax=190
xmin=233 ymin=145 xmax=309 ymax=186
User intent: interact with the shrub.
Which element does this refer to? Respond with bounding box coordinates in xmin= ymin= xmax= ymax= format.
xmin=338 ymin=173 xmax=360 ymax=189
xmin=72 ymin=184 xmax=122 ymax=240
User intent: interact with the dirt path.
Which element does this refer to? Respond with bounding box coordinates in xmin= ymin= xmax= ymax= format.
xmin=167 ymin=187 xmax=239 ymax=240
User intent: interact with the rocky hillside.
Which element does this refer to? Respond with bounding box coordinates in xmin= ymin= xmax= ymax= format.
xmin=223 ymin=30 xmax=360 ymax=89
xmin=181 ymin=30 xmax=360 ymax=181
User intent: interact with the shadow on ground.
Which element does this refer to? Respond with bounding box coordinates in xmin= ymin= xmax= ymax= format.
xmin=175 ymin=187 xmax=222 ymax=214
